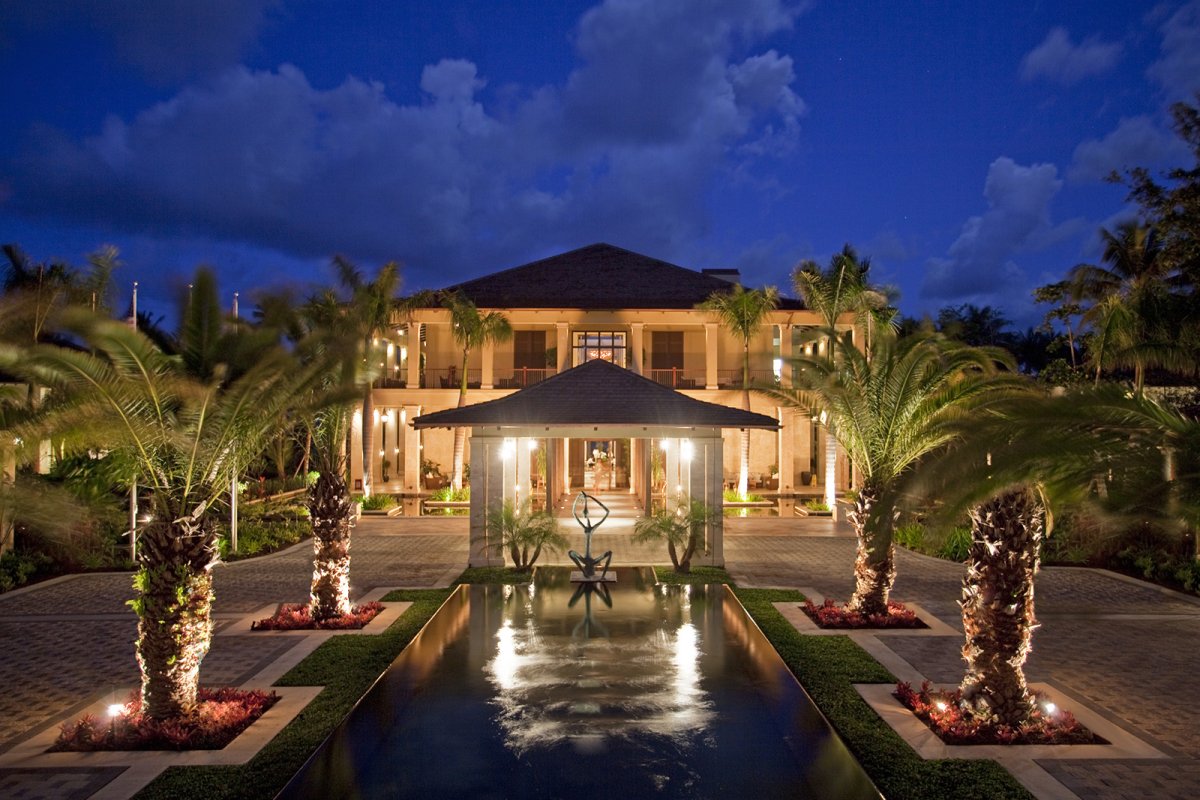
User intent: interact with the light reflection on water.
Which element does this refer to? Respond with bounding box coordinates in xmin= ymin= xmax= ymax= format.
xmin=280 ymin=566 xmax=880 ymax=800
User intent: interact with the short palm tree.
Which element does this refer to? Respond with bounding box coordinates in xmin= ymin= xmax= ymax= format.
xmin=488 ymin=499 xmax=568 ymax=570
xmin=443 ymin=290 xmax=512 ymax=490
xmin=762 ymin=331 xmax=1026 ymax=615
xmin=6 ymin=314 xmax=330 ymax=719
xmin=906 ymin=387 xmax=1200 ymax=727
xmin=700 ymin=284 xmax=779 ymax=498
xmin=632 ymin=497 xmax=718 ymax=573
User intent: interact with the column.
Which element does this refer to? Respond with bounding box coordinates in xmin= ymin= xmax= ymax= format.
xmin=699 ymin=435 xmax=724 ymax=566
xmin=402 ymin=405 xmax=422 ymax=494
xmin=516 ymin=437 xmax=532 ymax=507
xmin=468 ymin=434 xmax=510 ymax=567
xmin=556 ymin=322 xmax=570 ymax=372
xmin=824 ymin=427 xmax=838 ymax=518
xmin=777 ymin=407 xmax=795 ymax=495
xmin=630 ymin=323 xmax=645 ymax=375
xmin=350 ymin=410 xmax=364 ymax=492
xmin=481 ymin=341 xmax=494 ymax=389
xmin=779 ymin=324 xmax=793 ymax=387
xmin=641 ymin=439 xmax=653 ymax=514
xmin=665 ymin=438 xmax=680 ymax=501
xmin=407 ymin=322 xmax=422 ymax=388
xmin=546 ymin=439 xmax=559 ymax=507
xmin=704 ymin=323 xmax=718 ymax=390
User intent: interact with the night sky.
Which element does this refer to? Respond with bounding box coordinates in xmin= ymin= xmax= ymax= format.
xmin=2 ymin=1 xmax=1197 ymax=327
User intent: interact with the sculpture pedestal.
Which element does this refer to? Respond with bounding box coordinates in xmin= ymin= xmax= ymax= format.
xmin=570 ymin=572 xmax=617 ymax=583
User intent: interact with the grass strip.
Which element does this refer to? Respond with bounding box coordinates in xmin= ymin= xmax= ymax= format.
xmin=734 ymin=588 xmax=1032 ymax=800
xmin=652 ymin=565 xmax=733 ymax=584
xmin=453 ymin=565 xmax=535 ymax=585
xmin=133 ymin=588 xmax=452 ymax=800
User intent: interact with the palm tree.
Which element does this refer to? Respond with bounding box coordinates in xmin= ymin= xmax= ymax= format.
xmin=699 ymin=284 xmax=779 ymax=498
xmin=5 ymin=313 xmax=331 ymax=719
xmin=488 ymin=499 xmax=568 ymax=571
xmin=1069 ymin=222 xmax=1193 ymax=392
xmin=901 ymin=386 xmax=1200 ymax=726
xmin=632 ymin=497 xmax=719 ymax=573
xmin=792 ymin=245 xmax=895 ymax=508
xmin=332 ymin=257 xmax=402 ymax=497
xmin=442 ymin=290 xmax=512 ymax=490
xmin=762 ymin=331 xmax=1026 ymax=616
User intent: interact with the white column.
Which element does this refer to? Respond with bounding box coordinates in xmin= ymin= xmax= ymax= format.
xmin=824 ymin=426 xmax=838 ymax=517
xmin=407 ymin=322 xmax=422 ymax=388
xmin=704 ymin=323 xmax=718 ymax=390
xmin=778 ymin=407 xmax=795 ymax=495
xmin=469 ymin=434 xmax=510 ymax=567
xmin=698 ymin=435 xmax=723 ymax=566
xmin=666 ymin=439 xmax=681 ymax=502
xmin=630 ymin=323 xmax=645 ymax=375
xmin=403 ymin=405 xmax=422 ymax=494
xmin=516 ymin=438 xmax=532 ymax=507
xmin=779 ymin=324 xmax=793 ymax=387
xmin=556 ymin=323 xmax=570 ymax=372
xmin=481 ymin=341 xmax=494 ymax=389
xmin=350 ymin=410 xmax=365 ymax=493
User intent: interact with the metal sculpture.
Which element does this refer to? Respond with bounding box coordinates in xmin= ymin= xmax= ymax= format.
xmin=568 ymin=491 xmax=612 ymax=580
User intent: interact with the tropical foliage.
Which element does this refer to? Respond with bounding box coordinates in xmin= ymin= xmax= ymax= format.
xmin=632 ymin=497 xmax=717 ymax=573
xmin=487 ymin=499 xmax=566 ymax=570
xmin=700 ymin=283 xmax=778 ymax=498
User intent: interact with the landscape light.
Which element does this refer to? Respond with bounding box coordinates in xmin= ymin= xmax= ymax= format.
xmin=107 ymin=703 xmax=125 ymax=718
xmin=934 ymin=701 xmax=947 ymax=712
xmin=1043 ymin=701 xmax=1057 ymax=715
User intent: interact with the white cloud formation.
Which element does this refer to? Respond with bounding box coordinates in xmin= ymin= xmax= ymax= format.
xmin=922 ymin=157 xmax=1063 ymax=300
xmin=1068 ymin=115 xmax=1191 ymax=182
xmin=1147 ymin=1 xmax=1200 ymax=99
xmin=7 ymin=0 xmax=805 ymax=287
xmin=1019 ymin=27 xmax=1122 ymax=85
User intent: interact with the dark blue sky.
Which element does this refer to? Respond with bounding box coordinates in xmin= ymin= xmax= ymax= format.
xmin=2 ymin=1 xmax=1197 ymax=327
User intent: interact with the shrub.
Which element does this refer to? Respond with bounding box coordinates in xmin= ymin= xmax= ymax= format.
xmin=488 ymin=500 xmax=567 ymax=570
xmin=894 ymin=523 xmax=925 ymax=551
xmin=217 ymin=502 xmax=310 ymax=561
xmin=723 ymin=488 xmax=765 ymax=502
xmin=936 ymin=526 xmax=972 ymax=562
xmin=357 ymin=493 xmax=398 ymax=511
xmin=429 ymin=485 xmax=469 ymax=502
xmin=251 ymin=602 xmax=385 ymax=631
xmin=0 ymin=549 xmax=54 ymax=593
xmin=803 ymin=499 xmax=831 ymax=512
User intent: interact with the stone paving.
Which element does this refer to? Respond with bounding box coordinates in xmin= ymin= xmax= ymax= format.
xmin=1 ymin=511 xmax=1198 ymax=799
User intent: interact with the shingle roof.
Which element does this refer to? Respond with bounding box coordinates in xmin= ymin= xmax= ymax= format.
xmin=437 ymin=243 xmax=804 ymax=310
xmin=412 ymin=358 xmax=779 ymax=429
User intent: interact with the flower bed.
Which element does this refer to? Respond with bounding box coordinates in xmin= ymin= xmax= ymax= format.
xmin=802 ymin=598 xmax=928 ymax=629
xmin=895 ymin=680 xmax=1102 ymax=745
xmin=52 ymin=688 xmax=278 ymax=751
xmin=251 ymin=601 xmax=384 ymax=631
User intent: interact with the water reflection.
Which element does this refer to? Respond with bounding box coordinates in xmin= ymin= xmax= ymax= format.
xmin=485 ymin=570 xmax=714 ymax=756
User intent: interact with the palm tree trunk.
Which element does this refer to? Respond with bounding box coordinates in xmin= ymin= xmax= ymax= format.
xmin=846 ymin=480 xmax=895 ymax=616
xmin=361 ymin=384 xmax=374 ymax=497
xmin=308 ymin=471 xmax=353 ymax=621
xmin=739 ymin=339 xmax=750 ymax=497
xmin=960 ymin=487 xmax=1044 ymax=727
xmin=667 ymin=540 xmax=681 ymax=571
xmin=134 ymin=519 xmax=217 ymax=720
xmin=451 ymin=349 xmax=470 ymax=490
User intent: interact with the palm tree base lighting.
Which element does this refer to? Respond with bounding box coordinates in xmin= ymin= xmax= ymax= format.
xmin=959 ymin=487 xmax=1044 ymax=728
xmin=132 ymin=518 xmax=216 ymax=719
xmin=308 ymin=471 xmax=354 ymax=620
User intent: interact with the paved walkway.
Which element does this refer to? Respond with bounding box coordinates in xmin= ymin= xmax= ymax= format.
xmin=1 ymin=513 xmax=1198 ymax=799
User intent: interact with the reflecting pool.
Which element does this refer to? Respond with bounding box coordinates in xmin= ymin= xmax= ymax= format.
xmin=280 ymin=567 xmax=879 ymax=799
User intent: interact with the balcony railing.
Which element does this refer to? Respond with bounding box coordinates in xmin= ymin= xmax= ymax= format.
xmin=372 ymin=377 xmax=407 ymax=389
xmin=496 ymin=367 xmax=555 ymax=389
xmin=433 ymin=367 xmax=481 ymax=389
xmin=648 ymin=367 xmax=702 ymax=389
xmin=716 ymin=369 xmax=778 ymax=389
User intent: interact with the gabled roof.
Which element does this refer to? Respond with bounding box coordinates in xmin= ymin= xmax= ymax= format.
xmin=438 ymin=243 xmax=805 ymax=310
xmin=412 ymin=359 xmax=779 ymax=429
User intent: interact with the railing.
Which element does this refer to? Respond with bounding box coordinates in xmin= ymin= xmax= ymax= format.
xmin=433 ymin=367 xmax=481 ymax=389
xmin=648 ymin=367 xmax=703 ymax=389
xmin=716 ymin=369 xmax=778 ymax=389
xmin=495 ymin=367 xmax=554 ymax=389
xmin=372 ymin=377 xmax=407 ymax=389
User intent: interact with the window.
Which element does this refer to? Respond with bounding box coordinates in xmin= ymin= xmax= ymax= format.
xmin=573 ymin=331 xmax=626 ymax=367
xmin=651 ymin=331 xmax=684 ymax=370
xmin=513 ymin=330 xmax=546 ymax=369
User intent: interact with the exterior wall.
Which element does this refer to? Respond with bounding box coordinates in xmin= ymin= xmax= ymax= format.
xmin=355 ymin=305 xmax=851 ymax=496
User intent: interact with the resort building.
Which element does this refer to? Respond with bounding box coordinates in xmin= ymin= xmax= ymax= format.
xmin=350 ymin=243 xmax=852 ymax=511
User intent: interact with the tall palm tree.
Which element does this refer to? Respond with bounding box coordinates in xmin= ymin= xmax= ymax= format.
xmin=792 ymin=245 xmax=895 ymax=508
xmin=332 ymin=257 xmax=402 ymax=497
xmin=4 ymin=313 xmax=331 ymax=719
xmin=762 ymin=331 xmax=1026 ymax=616
xmin=442 ymin=290 xmax=512 ymax=491
xmin=699 ymin=284 xmax=779 ymax=498
xmin=1069 ymin=222 xmax=1192 ymax=392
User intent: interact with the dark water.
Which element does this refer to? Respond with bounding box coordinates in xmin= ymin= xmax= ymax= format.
xmin=279 ymin=567 xmax=880 ymax=799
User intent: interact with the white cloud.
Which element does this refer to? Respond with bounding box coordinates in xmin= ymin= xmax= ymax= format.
xmin=1068 ymin=116 xmax=1192 ymax=182
xmin=1147 ymin=1 xmax=1200 ymax=99
xmin=7 ymin=0 xmax=806 ymax=288
xmin=1020 ymin=27 xmax=1122 ymax=85
xmin=922 ymin=157 xmax=1063 ymax=300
